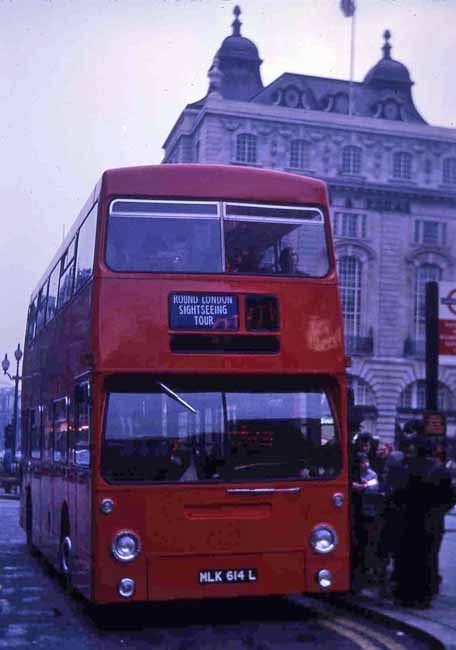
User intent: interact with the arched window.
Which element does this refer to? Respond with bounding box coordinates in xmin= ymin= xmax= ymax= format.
xmin=443 ymin=157 xmax=456 ymax=185
xmin=414 ymin=263 xmax=441 ymax=339
xmin=338 ymin=256 xmax=362 ymax=337
xmin=347 ymin=375 xmax=376 ymax=407
xmin=289 ymin=140 xmax=309 ymax=169
xmin=342 ymin=146 xmax=362 ymax=174
xmin=393 ymin=151 xmax=412 ymax=179
xmin=236 ymin=134 xmax=257 ymax=164
xmin=399 ymin=380 xmax=454 ymax=412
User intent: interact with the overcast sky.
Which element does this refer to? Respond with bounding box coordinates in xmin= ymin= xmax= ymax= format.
xmin=1 ymin=0 xmax=455 ymax=384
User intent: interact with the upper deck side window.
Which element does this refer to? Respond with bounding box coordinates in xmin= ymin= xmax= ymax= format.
xmin=57 ymin=238 xmax=76 ymax=310
xmin=105 ymin=199 xmax=330 ymax=278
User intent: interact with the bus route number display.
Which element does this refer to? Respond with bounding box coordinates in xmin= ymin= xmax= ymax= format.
xmin=169 ymin=293 xmax=239 ymax=331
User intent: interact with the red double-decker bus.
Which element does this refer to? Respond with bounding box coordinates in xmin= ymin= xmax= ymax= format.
xmin=20 ymin=164 xmax=349 ymax=604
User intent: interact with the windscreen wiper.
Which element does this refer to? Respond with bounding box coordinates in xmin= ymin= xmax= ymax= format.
xmin=156 ymin=381 xmax=197 ymax=414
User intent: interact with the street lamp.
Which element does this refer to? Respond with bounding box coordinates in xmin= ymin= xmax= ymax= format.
xmin=2 ymin=343 xmax=23 ymax=467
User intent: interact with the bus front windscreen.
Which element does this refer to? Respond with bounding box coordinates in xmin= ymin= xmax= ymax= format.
xmin=101 ymin=380 xmax=341 ymax=483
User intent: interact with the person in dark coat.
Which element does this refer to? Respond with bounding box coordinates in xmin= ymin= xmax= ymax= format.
xmin=428 ymin=444 xmax=455 ymax=595
xmin=393 ymin=436 xmax=452 ymax=608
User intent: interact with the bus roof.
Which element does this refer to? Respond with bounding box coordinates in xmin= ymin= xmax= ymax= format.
xmin=101 ymin=164 xmax=328 ymax=206
xmin=30 ymin=165 xmax=328 ymax=302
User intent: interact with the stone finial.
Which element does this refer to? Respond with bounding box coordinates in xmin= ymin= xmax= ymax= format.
xmin=208 ymin=56 xmax=223 ymax=96
xmin=232 ymin=5 xmax=242 ymax=36
xmin=382 ymin=29 xmax=392 ymax=59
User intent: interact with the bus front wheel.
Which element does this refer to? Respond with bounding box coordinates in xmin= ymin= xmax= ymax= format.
xmin=59 ymin=512 xmax=73 ymax=591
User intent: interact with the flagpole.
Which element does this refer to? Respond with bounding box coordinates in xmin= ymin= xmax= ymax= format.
xmin=348 ymin=9 xmax=356 ymax=116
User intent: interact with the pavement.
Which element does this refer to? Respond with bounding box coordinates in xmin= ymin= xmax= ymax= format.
xmin=342 ymin=508 xmax=456 ymax=650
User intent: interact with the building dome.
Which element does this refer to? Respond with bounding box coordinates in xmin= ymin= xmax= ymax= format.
xmin=218 ymin=25 xmax=261 ymax=62
xmin=208 ymin=5 xmax=263 ymax=101
xmin=364 ymin=30 xmax=412 ymax=85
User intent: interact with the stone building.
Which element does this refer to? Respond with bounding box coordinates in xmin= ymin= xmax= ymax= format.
xmin=162 ymin=6 xmax=456 ymax=440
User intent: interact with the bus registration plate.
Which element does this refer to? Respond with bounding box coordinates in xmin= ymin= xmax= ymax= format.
xmin=199 ymin=568 xmax=258 ymax=584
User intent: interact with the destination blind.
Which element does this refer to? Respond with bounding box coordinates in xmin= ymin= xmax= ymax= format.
xmin=169 ymin=293 xmax=239 ymax=330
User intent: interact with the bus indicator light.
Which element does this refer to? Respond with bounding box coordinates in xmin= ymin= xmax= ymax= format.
xmin=118 ymin=578 xmax=136 ymax=598
xmin=100 ymin=498 xmax=115 ymax=515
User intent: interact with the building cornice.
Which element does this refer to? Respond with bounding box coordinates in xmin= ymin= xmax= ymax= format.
xmin=196 ymin=96 xmax=456 ymax=144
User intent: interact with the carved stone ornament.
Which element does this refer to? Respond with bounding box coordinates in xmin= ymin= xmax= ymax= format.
xmin=256 ymin=123 xmax=273 ymax=136
xmin=222 ymin=119 xmax=242 ymax=132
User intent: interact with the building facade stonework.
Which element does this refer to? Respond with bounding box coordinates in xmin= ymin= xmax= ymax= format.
xmin=162 ymin=7 xmax=456 ymax=441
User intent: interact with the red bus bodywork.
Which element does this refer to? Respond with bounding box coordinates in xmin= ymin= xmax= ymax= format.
xmin=20 ymin=165 xmax=349 ymax=604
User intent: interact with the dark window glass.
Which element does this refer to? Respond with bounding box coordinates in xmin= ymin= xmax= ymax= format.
xmin=290 ymin=140 xmax=309 ymax=169
xmin=414 ymin=263 xmax=441 ymax=339
xmin=36 ymin=282 xmax=48 ymax=332
xmin=102 ymin=379 xmax=341 ymax=483
xmin=393 ymin=152 xmax=412 ymax=179
xmin=26 ymin=298 xmax=38 ymax=343
xmin=42 ymin=405 xmax=51 ymax=462
xmin=236 ymin=134 xmax=257 ymax=164
xmin=75 ymin=206 xmax=97 ymax=292
xmin=414 ymin=220 xmax=446 ymax=246
xmin=443 ymin=158 xmax=456 ymax=185
xmin=30 ymin=409 xmax=41 ymax=459
xmin=224 ymin=205 xmax=328 ymax=277
xmin=422 ymin=221 xmax=439 ymax=244
xmin=46 ymin=263 xmax=60 ymax=322
xmin=57 ymin=239 xmax=76 ymax=310
xmin=53 ymin=398 xmax=68 ymax=463
xmin=338 ymin=256 xmax=362 ymax=338
xmin=342 ymin=146 xmax=362 ymax=174
xmin=106 ymin=200 xmax=221 ymax=273
xmin=74 ymin=383 xmax=90 ymax=466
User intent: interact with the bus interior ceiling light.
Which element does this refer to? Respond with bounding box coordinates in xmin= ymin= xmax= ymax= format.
xmin=112 ymin=531 xmax=141 ymax=562
xmin=310 ymin=525 xmax=337 ymax=554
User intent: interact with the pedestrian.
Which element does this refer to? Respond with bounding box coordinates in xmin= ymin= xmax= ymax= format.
xmin=382 ymin=439 xmax=414 ymax=592
xmin=393 ymin=436 xmax=451 ymax=608
xmin=351 ymin=451 xmax=380 ymax=589
xmin=428 ymin=442 xmax=456 ymax=596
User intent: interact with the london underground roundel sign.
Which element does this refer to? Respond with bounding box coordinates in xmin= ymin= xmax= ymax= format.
xmin=439 ymin=282 xmax=456 ymax=365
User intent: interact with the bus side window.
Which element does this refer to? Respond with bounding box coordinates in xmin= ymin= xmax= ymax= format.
xmin=36 ymin=282 xmax=49 ymax=333
xmin=42 ymin=404 xmax=52 ymax=463
xmin=30 ymin=408 xmax=42 ymax=459
xmin=75 ymin=206 xmax=97 ymax=293
xmin=57 ymin=239 xmax=76 ymax=311
xmin=26 ymin=298 xmax=38 ymax=344
xmin=20 ymin=409 xmax=28 ymax=462
xmin=53 ymin=398 xmax=68 ymax=464
xmin=73 ymin=382 xmax=90 ymax=466
xmin=46 ymin=263 xmax=60 ymax=323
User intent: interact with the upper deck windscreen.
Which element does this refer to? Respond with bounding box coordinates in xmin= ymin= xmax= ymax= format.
xmin=106 ymin=199 xmax=330 ymax=277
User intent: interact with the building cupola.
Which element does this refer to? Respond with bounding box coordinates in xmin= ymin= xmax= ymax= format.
xmin=364 ymin=30 xmax=413 ymax=87
xmin=208 ymin=5 xmax=264 ymax=101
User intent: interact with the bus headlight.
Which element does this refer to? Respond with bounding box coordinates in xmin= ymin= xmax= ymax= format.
xmin=112 ymin=531 xmax=141 ymax=562
xmin=310 ymin=525 xmax=337 ymax=554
